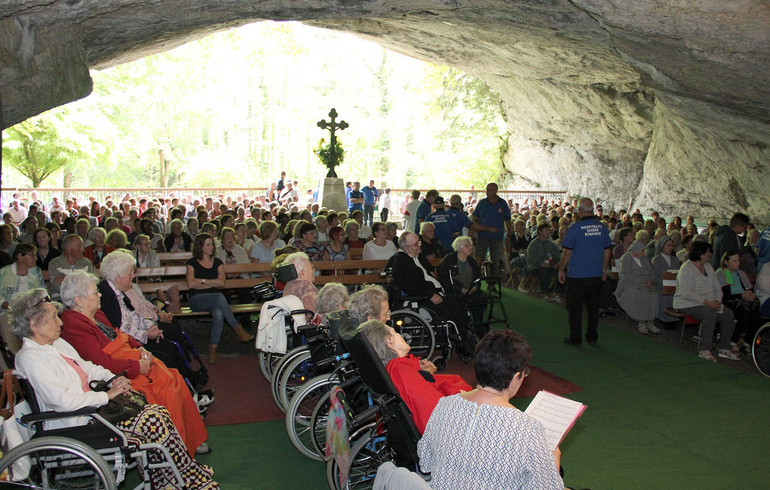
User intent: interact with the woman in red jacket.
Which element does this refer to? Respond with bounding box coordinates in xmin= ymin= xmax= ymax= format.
xmin=59 ymin=270 xmax=210 ymax=456
xmin=358 ymin=319 xmax=471 ymax=434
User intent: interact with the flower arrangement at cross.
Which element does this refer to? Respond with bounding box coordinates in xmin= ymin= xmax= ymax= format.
xmin=314 ymin=138 xmax=345 ymax=178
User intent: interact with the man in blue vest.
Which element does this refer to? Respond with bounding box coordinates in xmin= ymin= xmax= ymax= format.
xmin=558 ymin=197 xmax=612 ymax=346
xmin=447 ymin=194 xmax=472 ymax=233
xmin=414 ymin=189 xmax=438 ymax=232
xmin=425 ymin=196 xmax=459 ymax=252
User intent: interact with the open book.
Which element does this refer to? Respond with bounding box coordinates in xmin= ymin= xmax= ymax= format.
xmin=524 ymin=390 xmax=586 ymax=450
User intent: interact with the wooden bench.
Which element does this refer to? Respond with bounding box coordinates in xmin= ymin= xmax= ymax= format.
xmin=157 ymin=251 xmax=193 ymax=266
xmin=136 ymin=262 xmax=272 ymax=317
xmin=135 ymin=259 xmax=392 ymax=317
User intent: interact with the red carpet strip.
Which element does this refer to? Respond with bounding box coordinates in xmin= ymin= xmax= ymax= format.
xmin=203 ymin=355 xmax=582 ymax=426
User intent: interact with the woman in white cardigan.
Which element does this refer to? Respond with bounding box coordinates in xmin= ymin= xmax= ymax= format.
xmin=673 ymin=241 xmax=738 ymax=362
xmin=11 ymin=288 xmax=218 ymax=489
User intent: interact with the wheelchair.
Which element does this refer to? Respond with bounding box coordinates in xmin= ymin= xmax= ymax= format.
xmin=254 ymin=295 xmax=317 ymax=382
xmin=752 ymin=321 xmax=770 ymax=377
xmin=0 ymin=372 xmax=185 ymax=489
xmin=273 ymin=293 xmax=439 ymax=415
xmin=384 ymin=268 xmax=463 ymax=369
xmin=0 ymin=435 xmax=117 ymax=489
xmin=326 ymin=329 xmax=425 ymax=489
xmin=283 ymin=311 xmax=359 ymax=462
xmin=272 ymin=316 xmax=349 ymax=413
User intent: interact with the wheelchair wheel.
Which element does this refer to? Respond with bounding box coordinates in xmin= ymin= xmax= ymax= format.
xmin=277 ymin=350 xmax=318 ymax=411
xmin=390 ymin=310 xmax=435 ymax=360
xmin=326 ymin=423 xmax=395 ymax=490
xmin=285 ymin=374 xmax=340 ymax=461
xmin=752 ymin=322 xmax=770 ymax=377
xmin=309 ymin=376 xmax=372 ymax=459
xmin=271 ymin=346 xmax=310 ymax=412
xmin=309 ymin=389 xmax=333 ymax=460
xmin=0 ymin=436 xmax=117 ymax=489
xmin=258 ymin=350 xmax=282 ymax=381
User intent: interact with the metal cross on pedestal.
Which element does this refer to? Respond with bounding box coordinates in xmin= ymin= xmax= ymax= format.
xmin=317 ymin=108 xmax=349 ymax=178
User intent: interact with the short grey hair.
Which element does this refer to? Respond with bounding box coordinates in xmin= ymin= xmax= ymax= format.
xmin=348 ymin=286 xmax=388 ymax=321
xmin=87 ymin=227 xmax=106 ymax=242
xmin=419 ymin=221 xmax=435 ymax=234
xmin=398 ymin=231 xmax=418 ymax=250
xmin=283 ymin=252 xmax=311 ymax=275
xmin=100 ymin=249 xmax=136 ymax=282
xmin=61 ymin=234 xmax=83 ymax=250
xmin=10 ymin=288 xmax=62 ymax=339
xmin=316 ymin=283 xmax=349 ymax=315
xmin=357 ymin=319 xmax=397 ymax=365
xmin=577 ymin=197 xmax=594 ymax=214
xmin=60 ymin=271 xmax=99 ymax=309
xmin=452 ymin=236 xmax=473 ymax=252
xmin=343 ymin=220 xmax=360 ymax=233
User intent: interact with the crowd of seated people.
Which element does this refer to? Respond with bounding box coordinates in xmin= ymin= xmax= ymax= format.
xmin=3 ymin=189 xmax=765 ymax=386
xmin=496 ymin=196 xmax=766 ymax=362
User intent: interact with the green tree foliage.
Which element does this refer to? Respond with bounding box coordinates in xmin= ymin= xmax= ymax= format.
xmin=1 ymin=110 xmax=101 ymax=187
xmin=421 ymin=66 xmax=509 ymax=186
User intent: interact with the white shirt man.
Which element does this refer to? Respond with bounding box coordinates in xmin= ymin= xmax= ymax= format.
xmin=281 ymin=183 xmax=298 ymax=203
xmin=6 ymin=201 xmax=26 ymax=226
xmin=49 ymin=197 xmax=66 ymax=214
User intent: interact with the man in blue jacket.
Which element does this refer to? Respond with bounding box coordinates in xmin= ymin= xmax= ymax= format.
xmin=558 ymin=197 xmax=612 ymax=346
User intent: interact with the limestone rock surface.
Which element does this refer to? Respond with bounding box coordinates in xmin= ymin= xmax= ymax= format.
xmin=1 ymin=1 xmax=768 ymax=221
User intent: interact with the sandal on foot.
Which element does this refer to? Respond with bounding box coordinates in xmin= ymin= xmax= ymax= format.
xmin=718 ymin=349 xmax=741 ymax=361
xmin=647 ymin=322 xmax=662 ymax=334
xmin=699 ymin=350 xmax=717 ymax=362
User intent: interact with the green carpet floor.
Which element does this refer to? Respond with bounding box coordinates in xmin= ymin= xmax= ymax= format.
xmin=201 ymin=289 xmax=769 ymax=489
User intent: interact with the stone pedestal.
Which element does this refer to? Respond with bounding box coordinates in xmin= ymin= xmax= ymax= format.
xmin=317 ymin=177 xmax=347 ymax=213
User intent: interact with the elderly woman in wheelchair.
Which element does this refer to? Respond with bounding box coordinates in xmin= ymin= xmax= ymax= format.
xmin=358 ymin=319 xmax=471 ymax=435
xmin=57 ymin=271 xmax=210 ymax=457
xmin=10 ymin=288 xmax=219 ymax=489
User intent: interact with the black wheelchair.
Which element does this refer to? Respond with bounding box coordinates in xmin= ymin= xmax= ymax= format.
xmin=325 ymin=329 xmax=426 ymax=489
xmin=752 ymin=321 xmax=770 ymax=377
xmin=0 ymin=371 xmax=185 ymax=489
xmin=384 ymin=266 xmax=467 ymax=368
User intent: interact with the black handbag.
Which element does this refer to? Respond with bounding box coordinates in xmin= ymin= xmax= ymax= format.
xmin=89 ymin=371 xmax=147 ymax=424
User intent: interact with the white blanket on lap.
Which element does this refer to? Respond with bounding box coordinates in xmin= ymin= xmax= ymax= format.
xmin=255 ymin=295 xmax=305 ymax=354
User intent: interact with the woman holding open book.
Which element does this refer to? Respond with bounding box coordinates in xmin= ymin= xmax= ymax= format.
xmin=417 ymin=330 xmax=564 ymax=489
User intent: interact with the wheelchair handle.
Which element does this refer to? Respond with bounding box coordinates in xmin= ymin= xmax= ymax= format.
xmin=315 ymin=352 xmax=350 ymax=369
xmin=351 ymin=405 xmax=380 ymax=428
xmin=295 ymin=324 xmax=320 ymax=333
xmin=350 ymin=394 xmax=398 ymax=428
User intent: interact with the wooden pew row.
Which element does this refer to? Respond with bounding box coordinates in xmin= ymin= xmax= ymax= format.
xmin=157 ymin=246 xmax=366 ymax=265
xmin=135 ymin=260 xmax=390 ymax=317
